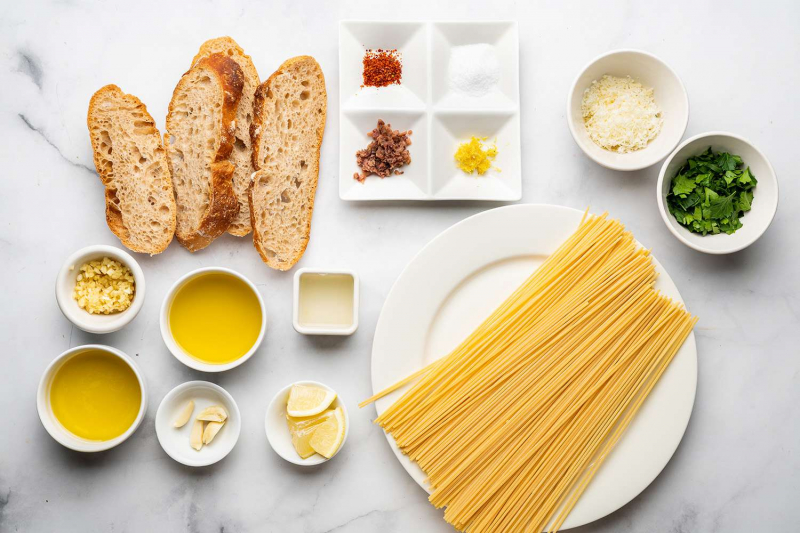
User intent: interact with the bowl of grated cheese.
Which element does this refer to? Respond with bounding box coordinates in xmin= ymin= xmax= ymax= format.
xmin=567 ymin=49 xmax=689 ymax=171
xmin=56 ymin=245 xmax=146 ymax=334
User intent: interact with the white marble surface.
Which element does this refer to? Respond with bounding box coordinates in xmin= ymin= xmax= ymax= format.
xmin=1 ymin=0 xmax=798 ymax=531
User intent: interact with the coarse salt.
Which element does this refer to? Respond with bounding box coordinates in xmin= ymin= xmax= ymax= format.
xmin=448 ymin=43 xmax=500 ymax=97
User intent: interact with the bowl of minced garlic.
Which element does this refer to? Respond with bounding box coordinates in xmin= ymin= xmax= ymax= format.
xmin=56 ymin=245 xmax=146 ymax=334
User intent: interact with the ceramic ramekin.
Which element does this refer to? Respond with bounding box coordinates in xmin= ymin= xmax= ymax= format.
xmin=160 ymin=267 xmax=267 ymax=372
xmin=265 ymin=380 xmax=350 ymax=466
xmin=36 ymin=344 xmax=147 ymax=452
xmin=155 ymin=380 xmax=241 ymax=467
xmin=55 ymin=245 xmax=145 ymax=334
xmin=292 ymin=268 xmax=359 ymax=335
xmin=657 ymin=131 xmax=779 ymax=254
xmin=567 ymin=49 xmax=689 ymax=171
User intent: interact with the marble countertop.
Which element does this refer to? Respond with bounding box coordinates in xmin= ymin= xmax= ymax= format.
xmin=1 ymin=1 xmax=798 ymax=531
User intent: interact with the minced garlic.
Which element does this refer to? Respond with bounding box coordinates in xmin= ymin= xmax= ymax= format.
xmin=454 ymin=136 xmax=498 ymax=175
xmin=73 ymin=257 xmax=135 ymax=314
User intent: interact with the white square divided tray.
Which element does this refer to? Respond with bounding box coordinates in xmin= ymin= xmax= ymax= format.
xmin=339 ymin=21 xmax=521 ymax=201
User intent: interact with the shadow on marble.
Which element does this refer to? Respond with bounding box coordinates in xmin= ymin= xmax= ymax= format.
xmin=345 ymin=198 xmax=513 ymax=210
xmin=297 ymin=333 xmax=355 ymax=351
xmin=40 ymin=429 xmax=137 ymax=469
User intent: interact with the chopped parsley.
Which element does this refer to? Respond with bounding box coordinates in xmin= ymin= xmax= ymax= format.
xmin=666 ymin=148 xmax=757 ymax=235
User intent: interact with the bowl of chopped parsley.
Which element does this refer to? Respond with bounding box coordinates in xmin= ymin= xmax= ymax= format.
xmin=657 ymin=132 xmax=778 ymax=254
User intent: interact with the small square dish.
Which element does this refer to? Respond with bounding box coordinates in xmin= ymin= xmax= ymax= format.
xmin=340 ymin=110 xmax=428 ymax=201
xmin=340 ymin=21 xmax=427 ymax=111
xmin=339 ymin=20 xmax=521 ymax=201
xmin=431 ymin=21 xmax=519 ymax=110
xmin=293 ymin=268 xmax=359 ymax=335
xmin=431 ymin=110 xmax=521 ymax=200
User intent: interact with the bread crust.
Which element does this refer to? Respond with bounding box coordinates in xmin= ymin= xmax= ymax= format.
xmin=87 ymin=84 xmax=176 ymax=255
xmin=165 ymin=53 xmax=244 ymax=252
xmin=192 ymin=37 xmax=260 ymax=237
xmin=249 ymin=56 xmax=327 ymax=271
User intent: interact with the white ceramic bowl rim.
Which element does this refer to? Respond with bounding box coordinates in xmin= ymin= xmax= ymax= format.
xmin=154 ymin=380 xmax=241 ymax=467
xmin=36 ymin=344 xmax=147 ymax=452
xmin=656 ymin=131 xmax=779 ymax=254
xmin=55 ymin=245 xmax=146 ymax=334
xmin=265 ymin=380 xmax=350 ymax=466
xmin=159 ymin=266 xmax=267 ymax=372
xmin=567 ymin=48 xmax=690 ymax=171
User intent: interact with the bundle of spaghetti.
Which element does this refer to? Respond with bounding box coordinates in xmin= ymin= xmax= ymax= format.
xmin=361 ymin=213 xmax=697 ymax=533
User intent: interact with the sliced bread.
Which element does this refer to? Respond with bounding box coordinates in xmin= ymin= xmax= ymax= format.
xmin=87 ymin=84 xmax=176 ymax=255
xmin=249 ymin=56 xmax=327 ymax=271
xmin=165 ymin=53 xmax=244 ymax=252
xmin=191 ymin=37 xmax=260 ymax=237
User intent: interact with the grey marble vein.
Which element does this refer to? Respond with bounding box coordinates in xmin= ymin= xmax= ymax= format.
xmin=18 ymin=113 xmax=96 ymax=174
xmin=15 ymin=50 xmax=44 ymax=90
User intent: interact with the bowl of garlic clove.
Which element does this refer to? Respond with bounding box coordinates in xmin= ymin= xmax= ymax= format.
xmin=155 ymin=381 xmax=241 ymax=467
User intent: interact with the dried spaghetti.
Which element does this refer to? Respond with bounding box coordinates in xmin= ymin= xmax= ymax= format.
xmin=361 ymin=212 xmax=697 ymax=533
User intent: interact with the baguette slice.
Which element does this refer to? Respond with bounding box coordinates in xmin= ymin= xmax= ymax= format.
xmin=87 ymin=85 xmax=176 ymax=255
xmin=249 ymin=56 xmax=327 ymax=271
xmin=191 ymin=37 xmax=260 ymax=237
xmin=165 ymin=53 xmax=243 ymax=252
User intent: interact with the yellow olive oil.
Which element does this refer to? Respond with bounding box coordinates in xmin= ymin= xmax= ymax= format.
xmin=169 ymin=272 xmax=262 ymax=364
xmin=50 ymin=350 xmax=142 ymax=441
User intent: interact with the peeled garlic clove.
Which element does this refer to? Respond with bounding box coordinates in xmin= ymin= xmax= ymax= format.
xmin=190 ymin=419 xmax=204 ymax=451
xmin=173 ymin=400 xmax=195 ymax=428
xmin=197 ymin=405 xmax=228 ymax=423
xmin=202 ymin=421 xmax=225 ymax=445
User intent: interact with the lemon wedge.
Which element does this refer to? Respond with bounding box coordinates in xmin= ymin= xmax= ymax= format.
xmin=309 ymin=407 xmax=345 ymax=459
xmin=286 ymin=385 xmax=336 ymax=418
xmin=287 ymin=410 xmax=334 ymax=459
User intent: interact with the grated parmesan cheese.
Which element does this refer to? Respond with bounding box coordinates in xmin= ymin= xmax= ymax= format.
xmin=581 ymin=75 xmax=663 ymax=153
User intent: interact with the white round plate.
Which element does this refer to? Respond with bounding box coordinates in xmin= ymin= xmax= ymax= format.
xmin=370 ymin=204 xmax=697 ymax=530
xmin=155 ymin=381 xmax=241 ymax=467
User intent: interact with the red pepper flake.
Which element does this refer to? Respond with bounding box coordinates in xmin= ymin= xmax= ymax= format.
xmin=362 ymin=49 xmax=402 ymax=88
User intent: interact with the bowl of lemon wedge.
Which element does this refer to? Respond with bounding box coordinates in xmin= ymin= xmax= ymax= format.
xmin=265 ymin=381 xmax=349 ymax=465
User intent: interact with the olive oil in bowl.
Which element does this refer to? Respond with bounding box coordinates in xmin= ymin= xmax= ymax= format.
xmin=49 ymin=349 xmax=143 ymax=441
xmin=168 ymin=271 xmax=264 ymax=366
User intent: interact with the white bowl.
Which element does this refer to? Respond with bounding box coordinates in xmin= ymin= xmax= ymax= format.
xmin=293 ymin=268 xmax=359 ymax=336
xmin=55 ymin=245 xmax=145 ymax=334
xmin=265 ymin=381 xmax=349 ymax=466
xmin=155 ymin=381 xmax=241 ymax=467
xmin=36 ymin=344 xmax=147 ymax=452
xmin=160 ymin=267 xmax=267 ymax=372
xmin=567 ymin=49 xmax=689 ymax=171
xmin=657 ymin=132 xmax=779 ymax=254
